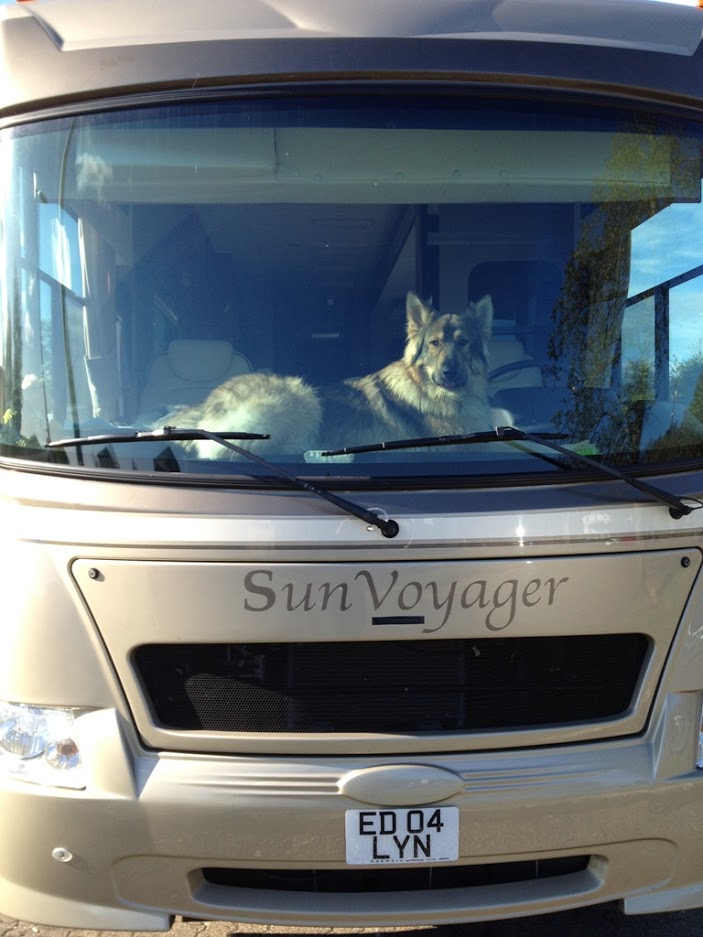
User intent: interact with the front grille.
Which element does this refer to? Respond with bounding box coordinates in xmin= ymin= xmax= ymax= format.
xmin=133 ymin=634 xmax=648 ymax=733
xmin=200 ymin=856 xmax=590 ymax=892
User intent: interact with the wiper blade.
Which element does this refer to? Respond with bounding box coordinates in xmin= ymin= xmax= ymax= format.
xmin=48 ymin=426 xmax=399 ymax=539
xmin=323 ymin=426 xmax=701 ymax=520
xmin=47 ymin=426 xmax=270 ymax=448
xmin=322 ymin=428 xmax=568 ymax=456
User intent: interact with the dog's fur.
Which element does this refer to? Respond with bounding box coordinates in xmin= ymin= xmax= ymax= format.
xmin=161 ymin=371 xmax=323 ymax=460
xmin=164 ymin=291 xmax=503 ymax=459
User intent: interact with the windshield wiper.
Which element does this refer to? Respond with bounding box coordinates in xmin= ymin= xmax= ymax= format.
xmin=48 ymin=426 xmax=271 ymax=448
xmin=48 ymin=426 xmax=400 ymax=539
xmin=322 ymin=426 xmax=701 ymax=519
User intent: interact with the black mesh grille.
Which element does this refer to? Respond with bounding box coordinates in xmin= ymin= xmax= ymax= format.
xmin=132 ymin=635 xmax=648 ymax=734
xmin=200 ymin=856 xmax=590 ymax=892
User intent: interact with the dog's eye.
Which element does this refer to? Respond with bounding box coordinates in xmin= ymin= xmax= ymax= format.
xmin=429 ymin=339 xmax=441 ymax=347
xmin=456 ymin=338 xmax=469 ymax=347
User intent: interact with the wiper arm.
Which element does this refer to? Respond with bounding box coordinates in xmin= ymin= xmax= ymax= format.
xmin=323 ymin=426 xmax=701 ymax=519
xmin=498 ymin=427 xmax=701 ymax=519
xmin=49 ymin=426 xmax=400 ymax=539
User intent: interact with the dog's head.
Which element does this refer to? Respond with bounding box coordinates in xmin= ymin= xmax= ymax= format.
xmin=403 ymin=291 xmax=493 ymax=395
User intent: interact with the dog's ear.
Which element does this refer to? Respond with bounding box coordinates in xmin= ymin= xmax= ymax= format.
xmin=404 ymin=292 xmax=434 ymax=365
xmin=468 ymin=294 xmax=494 ymax=340
xmin=406 ymin=292 xmax=435 ymax=334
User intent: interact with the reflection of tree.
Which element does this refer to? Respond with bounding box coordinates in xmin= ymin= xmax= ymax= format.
xmin=548 ymin=121 xmax=697 ymax=456
xmin=623 ymin=359 xmax=653 ymax=402
xmin=688 ymin=363 xmax=703 ymax=425
xmin=654 ymin=350 xmax=703 ymax=456
xmin=671 ymin=343 xmax=703 ymax=418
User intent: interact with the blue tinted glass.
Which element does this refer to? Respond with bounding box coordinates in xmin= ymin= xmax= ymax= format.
xmin=3 ymin=95 xmax=703 ymax=478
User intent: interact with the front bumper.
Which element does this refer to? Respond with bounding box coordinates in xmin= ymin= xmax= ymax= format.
xmin=2 ymin=703 xmax=703 ymax=930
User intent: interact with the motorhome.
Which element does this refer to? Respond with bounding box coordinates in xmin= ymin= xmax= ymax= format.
xmin=3 ymin=0 xmax=703 ymax=928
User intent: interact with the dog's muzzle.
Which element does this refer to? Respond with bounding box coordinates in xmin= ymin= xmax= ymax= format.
xmin=435 ymin=363 xmax=466 ymax=389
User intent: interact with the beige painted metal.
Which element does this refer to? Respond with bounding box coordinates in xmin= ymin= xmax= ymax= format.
xmin=71 ymin=551 xmax=697 ymax=754
xmin=2 ymin=464 xmax=703 ymax=926
xmin=2 ymin=0 xmax=703 ymax=120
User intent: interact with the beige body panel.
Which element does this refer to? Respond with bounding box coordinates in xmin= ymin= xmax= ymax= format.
xmin=71 ymin=551 xmax=695 ymax=754
xmin=1 ymin=470 xmax=703 ymax=926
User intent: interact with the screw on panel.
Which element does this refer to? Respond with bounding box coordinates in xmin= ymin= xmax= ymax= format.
xmin=682 ymin=557 xmax=691 ymax=568
xmin=88 ymin=567 xmax=101 ymax=580
xmin=51 ymin=847 xmax=73 ymax=863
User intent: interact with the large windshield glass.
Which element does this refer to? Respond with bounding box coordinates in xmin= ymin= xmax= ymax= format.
xmin=2 ymin=95 xmax=703 ymax=481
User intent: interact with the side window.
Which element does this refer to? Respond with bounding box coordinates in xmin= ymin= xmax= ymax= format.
xmin=627 ymin=193 xmax=703 ymax=422
xmin=670 ymin=278 xmax=703 ymax=414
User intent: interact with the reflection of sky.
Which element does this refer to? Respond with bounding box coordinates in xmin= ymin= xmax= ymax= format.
xmin=630 ymin=191 xmax=703 ymax=364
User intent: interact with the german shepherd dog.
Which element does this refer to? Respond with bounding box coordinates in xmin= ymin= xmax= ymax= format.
xmin=164 ymin=291 xmax=503 ymax=459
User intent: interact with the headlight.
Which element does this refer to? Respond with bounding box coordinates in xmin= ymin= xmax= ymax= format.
xmin=0 ymin=702 xmax=86 ymax=789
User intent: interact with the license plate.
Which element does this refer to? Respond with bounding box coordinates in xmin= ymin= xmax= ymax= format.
xmin=345 ymin=806 xmax=459 ymax=865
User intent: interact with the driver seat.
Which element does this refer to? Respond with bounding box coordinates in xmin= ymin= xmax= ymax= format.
xmin=139 ymin=339 xmax=252 ymax=420
xmin=470 ymin=259 xmax=561 ymax=392
xmin=487 ymin=339 xmax=542 ymax=391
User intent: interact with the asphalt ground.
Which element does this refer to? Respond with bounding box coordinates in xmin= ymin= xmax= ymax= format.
xmin=3 ymin=903 xmax=703 ymax=937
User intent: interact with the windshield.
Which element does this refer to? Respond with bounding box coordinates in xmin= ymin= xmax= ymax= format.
xmin=3 ymin=94 xmax=703 ymax=482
